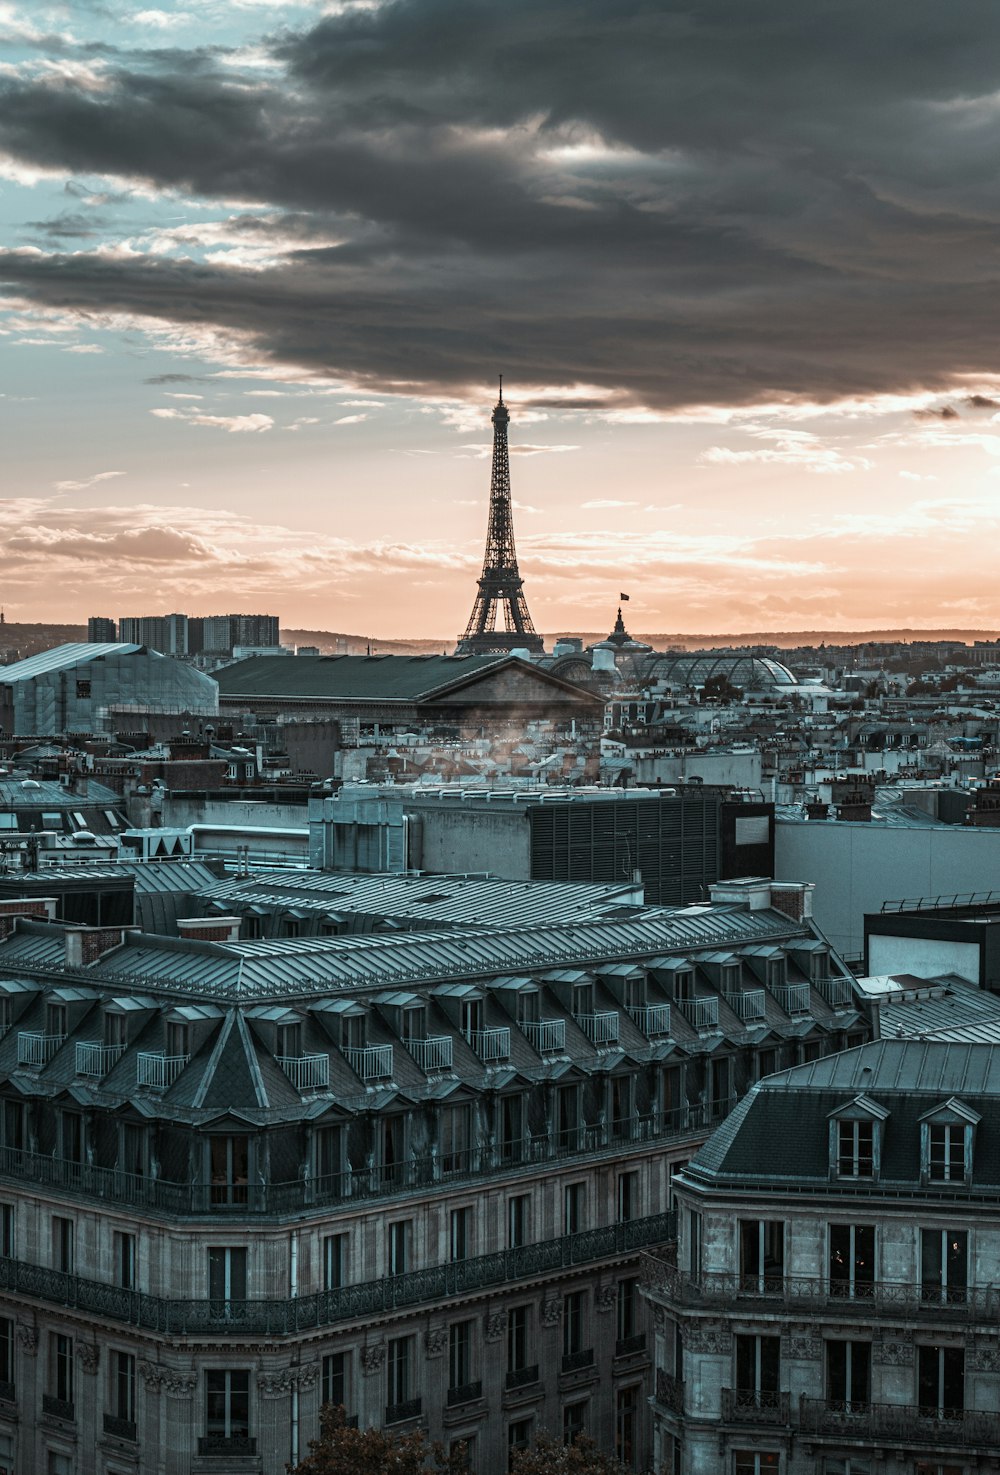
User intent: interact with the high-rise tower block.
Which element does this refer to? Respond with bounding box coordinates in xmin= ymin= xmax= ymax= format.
xmin=457 ymin=382 xmax=544 ymax=655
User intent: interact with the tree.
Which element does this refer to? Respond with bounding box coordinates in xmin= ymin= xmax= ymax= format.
xmin=510 ymin=1431 xmax=632 ymax=1475
xmin=290 ymin=1406 xmax=468 ymax=1475
xmin=700 ymin=673 xmax=743 ymax=704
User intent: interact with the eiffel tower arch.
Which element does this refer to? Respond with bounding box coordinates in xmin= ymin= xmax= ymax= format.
xmin=456 ymin=382 xmax=545 ymax=655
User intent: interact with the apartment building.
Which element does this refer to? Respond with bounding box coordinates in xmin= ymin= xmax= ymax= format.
xmin=644 ymin=1040 xmax=1000 ymax=1475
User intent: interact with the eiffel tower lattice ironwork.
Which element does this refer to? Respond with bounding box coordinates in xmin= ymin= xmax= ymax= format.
xmin=457 ymin=381 xmax=544 ymax=655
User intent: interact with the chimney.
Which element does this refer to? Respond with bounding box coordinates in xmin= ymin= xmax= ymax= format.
xmin=770 ymin=882 xmax=815 ymax=922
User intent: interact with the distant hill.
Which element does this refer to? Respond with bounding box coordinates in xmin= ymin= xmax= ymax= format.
xmin=0 ymin=623 xmax=86 ymax=661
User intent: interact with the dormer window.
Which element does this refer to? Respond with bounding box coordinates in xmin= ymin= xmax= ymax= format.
xmin=920 ymin=1099 xmax=980 ymax=1187
xmin=276 ymin=1021 xmax=302 ymax=1060
xmin=516 ymin=992 xmax=540 ymax=1027
xmin=766 ymin=958 xmax=787 ymax=990
xmin=166 ymin=1021 xmax=189 ymax=1059
xmin=46 ymin=1003 xmax=67 ymax=1039
xmin=401 ymin=1006 xmax=425 ymax=1042
xmin=720 ymin=965 xmax=741 ymax=995
xmin=673 ymin=970 xmax=694 ymax=1004
xmin=104 ymin=1012 xmax=127 ymax=1049
xmin=829 ymin=1096 xmax=890 ymax=1181
xmin=623 ymin=977 xmax=645 ymax=1011
xmin=341 ymin=1013 xmax=365 ymax=1052
xmin=572 ymin=983 xmax=594 ymax=1017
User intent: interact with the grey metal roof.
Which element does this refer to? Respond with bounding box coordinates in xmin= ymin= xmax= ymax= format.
xmin=213 ymin=653 xmax=591 ymax=705
xmin=0 ymin=643 xmax=142 ymax=682
xmin=763 ymin=1038 xmax=1000 ymax=1095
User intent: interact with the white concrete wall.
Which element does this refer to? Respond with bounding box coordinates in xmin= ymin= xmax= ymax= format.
xmin=868 ymin=933 xmax=981 ymax=984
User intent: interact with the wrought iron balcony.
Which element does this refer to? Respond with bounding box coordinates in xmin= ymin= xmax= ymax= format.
xmin=0 ymin=1379 xmax=13 ymax=1405
xmin=75 ymin=1041 xmax=126 ymax=1078
xmin=561 ymin=1348 xmax=595 ymax=1373
xmin=17 ymin=1032 xmax=65 ymax=1068
xmin=677 ymin=997 xmax=719 ymax=1030
xmin=770 ymin=981 xmax=811 ymax=1014
xmin=798 ymin=1397 xmax=1000 ymax=1449
xmin=405 ymin=1035 xmax=453 ymax=1071
xmin=136 ymin=1052 xmax=189 ymax=1090
xmin=627 ymin=1003 xmax=671 ymax=1037
xmin=197 ymin=1434 xmax=257 ymax=1456
xmin=447 ymin=1380 xmax=483 ymax=1406
xmin=615 ymin=1333 xmax=646 ymax=1357
xmin=640 ymin=1256 xmax=988 ymax=1324
xmin=277 ymin=1053 xmax=330 ymax=1091
xmin=103 ymin=1412 xmax=137 ymax=1441
xmin=721 ymin=1388 xmax=790 ymax=1425
xmin=385 ymin=1397 xmax=421 ymax=1424
xmin=42 ymin=1393 xmax=75 ymax=1421
xmin=0 ymin=1209 xmax=675 ymax=1337
xmin=505 ymin=1365 xmax=540 ymax=1391
xmin=574 ymin=1011 xmax=619 ymax=1045
xmin=815 ymin=975 xmax=855 ymax=1008
xmin=520 ymin=1018 xmax=566 ymax=1053
xmin=655 ymin=1369 xmax=684 ymax=1416
xmin=463 ymin=1026 xmax=510 ymax=1062
xmin=723 ymin=989 xmax=767 ymax=1022
xmin=343 ymin=1043 xmax=393 ymax=1081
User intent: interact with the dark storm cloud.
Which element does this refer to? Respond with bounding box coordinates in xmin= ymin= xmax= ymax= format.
xmin=2 ymin=0 xmax=1000 ymax=408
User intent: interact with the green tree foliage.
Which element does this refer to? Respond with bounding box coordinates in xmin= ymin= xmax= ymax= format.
xmin=290 ymin=1406 xmax=467 ymax=1475
xmin=700 ymin=673 xmax=743 ymax=704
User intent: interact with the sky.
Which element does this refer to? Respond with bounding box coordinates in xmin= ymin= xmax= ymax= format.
xmin=3 ymin=1 xmax=1000 ymax=639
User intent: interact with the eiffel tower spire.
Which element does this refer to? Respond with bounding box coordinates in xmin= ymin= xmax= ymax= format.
xmin=457 ymin=380 xmax=544 ymax=655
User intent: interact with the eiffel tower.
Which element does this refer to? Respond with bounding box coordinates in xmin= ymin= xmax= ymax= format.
xmin=457 ymin=380 xmax=544 ymax=655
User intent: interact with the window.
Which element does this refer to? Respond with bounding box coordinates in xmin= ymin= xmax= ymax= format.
xmin=508 ymin=1418 xmax=532 ymax=1468
xmin=611 ymin=1074 xmax=634 ymax=1134
xmin=826 ymin=1340 xmax=870 ymax=1412
xmin=564 ymin=1400 xmax=588 ymax=1443
xmin=114 ymin=1231 xmax=136 ymax=1290
xmin=508 ymin=1306 xmax=529 ymax=1374
xmin=0 ymin=1001 xmax=9 ymax=1037
xmin=341 ymin=1013 xmax=365 ymax=1052
xmin=53 ymin=1215 xmax=74 ymax=1274
xmin=739 ymin=1219 xmax=784 ymax=1292
xmin=616 ymin=1385 xmax=639 ymax=1468
xmin=47 ymin=1003 xmax=67 ymax=1038
xmin=208 ymin=1247 xmax=247 ymax=1305
xmin=0 ymin=1317 xmax=13 ymax=1392
xmin=837 ymin=1120 xmax=874 ymax=1177
xmin=450 ymin=1206 xmax=471 ymax=1262
xmin=508 ymin=1194 xmax=529 ymax=1249
xmin=52 ymin=1331 xmax=74 ymax=1409
xmin=448 ymin=1320 xmax=472 ymax=1392
xmin=557 ymin=1084 xmax=580 ymax=1150
xmin=386 ymin=1336 xmax=412 ymax=1413
xmin=688 ymin=1210 xmax=702 ymax=1280
xmin=928 ymin=1124 xmax=968 ymax=1183
xmin=711 ymin=1058 xmax=731 ymax=1113
xmin=499 ymin=1095 xmax=523 ymax=1163
xmin=166 ymin=1020 xmax=189 ymax=1059
xmin=564 ymin=1182 xmax=585 ymax=1235
xmin=516 ymin=992 xmax=540 ymax=1027
xmin=111 ymin=1350 xmax=136 ymax=1425
xmin=1 ymin=1102 xmax=22 ymax=1152
xmin=75 ymin=679 xmax=91 ymax=699
xmin=734 ymin=1456 xmax=779 ymax=1475
xmin=0 ymin=1205 xmax=13 ymax=1259
xmin=206 ymin=1369 xmax=250 ymax=1440
xmin=120 ymin=1122 xmax=145 ymax=1178
xmin=276 ymin=1021 xmax=301 ymax=1059
xmin=828 ymin=1224 xmax=875 ymax=1298
xmin=757 ymin=1049 xmax=777 ymax=1080
xmin=388 ymin=1219 xmax=411 ymax=1277
xmin=379 ymin=1116 xmax=403 ymax=1188
xmin=209 ymin=1135 xmax=250 ymax=1206
xmin=572 ymin=982 xmax=594 ymax=1017
xmin=401 ymin=1005 xmax=425 ymax=1042
xmin=618 ymin=1171 xmax=638 ymax=1223
xmin=563 ymin=1290 xmax=585 ymax=1363
xmin=460 ymin=1000 xmax=482 ymax=1038
xmin=917 ymin=1345 xmax=964 ymax=1417
xmin=921 ymin=1228 xmax=967 ymax=1304
xmin=105 ymin=1011 xmax=127 ymax=1048
xmin=61 ymin=1110 xmax=83 ymax=1165
xmin=617 ymin=1278 xmax=638 ymax=1344
xmin=734 ymin=1334 xmax=780 ymax=1411
xmin=314 ymin=1124 xmax=342 ymax=1189
xmin=323 ymin=1233 xmax=346 ymax=1291
xmin=321 ymin=1352 xmax=346 ymax=1411
xmin=823 ymin=1462 xmax=871 ymax=1475
xmin=441 ymin=1103 xmax=470 ymax=1175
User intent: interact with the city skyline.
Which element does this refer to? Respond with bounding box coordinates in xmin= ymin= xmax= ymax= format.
xmin=3 ymin=2 xmax=1000 ymax=635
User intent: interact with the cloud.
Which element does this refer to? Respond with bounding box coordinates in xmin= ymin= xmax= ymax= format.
xmin=333 ymin=413 xmax=366 ymax=424
xmin=53 ymin=470 xmax=125 ymax=492
xmin=967 ymin=394 xmax=999 ymax=409
xmin=913 ymin=404 xmax=960 ymax=421
xmin=150 ymin=407 xmax=274 ymax=432
xmin=582 ymin=498 xmax=638 ymax=509
xmin=2 ymin=2 xmax=1000 ymax=411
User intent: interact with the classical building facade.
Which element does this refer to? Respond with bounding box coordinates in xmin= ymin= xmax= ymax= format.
xmin=644 ymin=1039 xmax=1000 ymax=1475
xmin=0 ymin=886 xmax=860 ymax=1474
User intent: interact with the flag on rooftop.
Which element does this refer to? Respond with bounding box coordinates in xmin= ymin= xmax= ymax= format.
xmin=619 ymin=592 xmax=630 ymax=601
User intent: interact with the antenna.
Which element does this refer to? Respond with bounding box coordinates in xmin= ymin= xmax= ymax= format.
xmin=498 ymin=374 xmax=503 ymax=402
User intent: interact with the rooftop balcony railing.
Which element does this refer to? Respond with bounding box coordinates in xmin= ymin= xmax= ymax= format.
xmin=136 ymin=1052 xmax=190 ymax=1090
xmin=815 ymin=975 xmax=855 ymax=1009
xmin=655 ymin=1368 xmax=684 ymax=1416
xmin=641 ymin=1256 xmax=993 ymax=1323
xmin=343 ymin=1044 xmax=393 ymax=1081
xmin=798 ymin=1397 xmax=1000 ymax=1449
xmin=75 ymin=1041 xmax=127 ymax=1078
xmin=404 ymin=1035 xmax=453 ymax=1072
xmin=723 ymin=989 xmax=767 ymax=1023
xmin=677 ymin=997 xmax=719 ymax=1031
xmin=721 ymin=1388 xmax=790 ymax=1426
xmin=520 ymin=1019 xmax=566 ymax=1053
xmin=464 ymin=1026 xmax=511 ymax=1062
xmin=0 ymin=1209 xmax=676 ymax=1337
xmin=770 ymin=982 xmax=811 ymax=1014
xmin=17 ymin=1032 xmax=65 ymax=1068
xmin=627 ymin=1003 xmax=671 ymax=1037
xmin=277 ymin=1053 xmax=330 ymax=1091
xmin=575 ymin=1011 xmax=619 ymax=1045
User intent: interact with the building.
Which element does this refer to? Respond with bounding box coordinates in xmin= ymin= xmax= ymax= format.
xmin=310 ymin=784 xmax=776 ymax=908
xmin=202 ymin=615 xmax=279 ymax=655
xmin=0 ymin=645 xmax=218 ymax=736
xmin=117 ymin=616 xmax=188 ymax=657
xmin=644 ymin=1038 xmax=1000 ymax=1475
xmin=86 ymin=619 xmax=117 ymax=644
xmin=0 ymin=880 xmax=859 ymax=1474
xmin=864 ymin=895 xmax=1000 ymax=990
